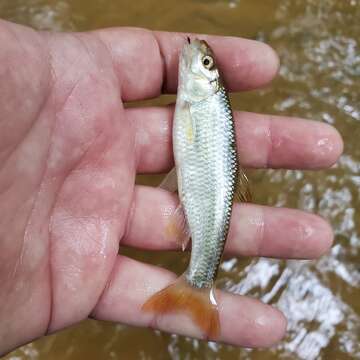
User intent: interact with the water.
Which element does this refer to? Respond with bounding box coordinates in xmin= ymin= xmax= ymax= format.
xmin=1 ymin=0 xmax=360 ymax=359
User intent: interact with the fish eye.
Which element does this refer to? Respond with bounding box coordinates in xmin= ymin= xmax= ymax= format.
xmin=202 ymin=55 xmax=214 ymax=69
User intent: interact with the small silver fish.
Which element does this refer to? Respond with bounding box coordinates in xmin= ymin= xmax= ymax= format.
xmin=142 ymin=38 xmax=250 ymax=339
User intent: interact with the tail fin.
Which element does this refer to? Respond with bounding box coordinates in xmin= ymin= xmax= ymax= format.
xmin=142 ymin=276 xmax=220 ymax=339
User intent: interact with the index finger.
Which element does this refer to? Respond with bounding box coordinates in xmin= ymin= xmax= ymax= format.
xmin=94 ymin=28 xmax=279 ymax=101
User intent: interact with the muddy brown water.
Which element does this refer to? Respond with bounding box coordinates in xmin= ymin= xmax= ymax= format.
xmin=1 ymin=0 xmax=360 ymax=359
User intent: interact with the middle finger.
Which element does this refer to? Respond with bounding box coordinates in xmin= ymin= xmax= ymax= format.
xmin=130 ymin=106 xmax=343 ymax=173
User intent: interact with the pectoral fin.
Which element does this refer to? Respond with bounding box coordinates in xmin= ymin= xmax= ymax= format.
xmin=183 ymin=101 xmax=196 ymax=143
xmin=159 ymin=167 xmax=178 ymax=193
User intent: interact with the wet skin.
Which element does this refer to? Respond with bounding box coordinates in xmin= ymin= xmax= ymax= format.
xmin=0 ymin=19 xmax=343 ymax=355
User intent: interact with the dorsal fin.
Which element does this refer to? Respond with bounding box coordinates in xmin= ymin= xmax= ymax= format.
xmin=234 ymin=166 xmax=252 ymax=203
xmin=159 ymin=167 xmax=178 ymax=193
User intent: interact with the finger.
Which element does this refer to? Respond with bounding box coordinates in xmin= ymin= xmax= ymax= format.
xmin=129 ymin=106 xmax=343 ymax=172
xmin=123 ymin=186 xmax=333 ymax=259
xmin=94 ymin=28 xmax=279 ymax=101
xmin=92 ymin=256 xmax=286 ymax=348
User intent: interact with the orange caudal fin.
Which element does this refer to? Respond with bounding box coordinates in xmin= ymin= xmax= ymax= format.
xmin=142 ymin=276 xmax=220 ymax=339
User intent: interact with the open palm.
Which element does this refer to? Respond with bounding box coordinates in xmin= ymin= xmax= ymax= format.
xmin=0 ymin=20 xmax=343 ymax=355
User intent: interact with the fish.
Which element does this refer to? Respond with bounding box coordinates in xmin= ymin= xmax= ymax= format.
xmin=142 ymin=37 xmax=250 ymax=339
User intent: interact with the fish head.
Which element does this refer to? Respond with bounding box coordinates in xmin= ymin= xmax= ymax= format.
xmin=179 ymin=38 xmax=221 ymax=102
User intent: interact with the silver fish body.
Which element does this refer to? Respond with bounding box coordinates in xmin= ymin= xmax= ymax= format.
xmin=174 ymin=40 xmax=238 ymax=289
xmin=142 ymin=39 xmax=241 ymax=338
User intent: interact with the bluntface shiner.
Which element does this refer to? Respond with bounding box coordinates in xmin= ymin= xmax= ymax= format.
xmin=142 ymin=38 xmax=250 ymax=339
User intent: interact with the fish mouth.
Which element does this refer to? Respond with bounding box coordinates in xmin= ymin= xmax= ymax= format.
xmin=180 ymin=37 xmax=220 ymax=90
xmin=182 ymin=37 xmax=214 ymax=65
xmin=181 ymin=37 xmax=209 ymax=69
xmin=181 ymin=39 xmax=194 ymax=68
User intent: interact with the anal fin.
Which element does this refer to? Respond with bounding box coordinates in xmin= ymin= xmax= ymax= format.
xmin=160 ymin=167 xmax=189 ymax=250
xmin=165 ymin=204 xmax=190 ymax=251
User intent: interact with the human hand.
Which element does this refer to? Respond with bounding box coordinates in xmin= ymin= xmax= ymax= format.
xmin=0 ymin=20 xmax=343 ymax=355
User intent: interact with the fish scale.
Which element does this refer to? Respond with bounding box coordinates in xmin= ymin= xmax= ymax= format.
xmin=175 ymin=87 xmax=238 ymax=289
xmin=142 ymin=39 xmax=241 ymax=338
